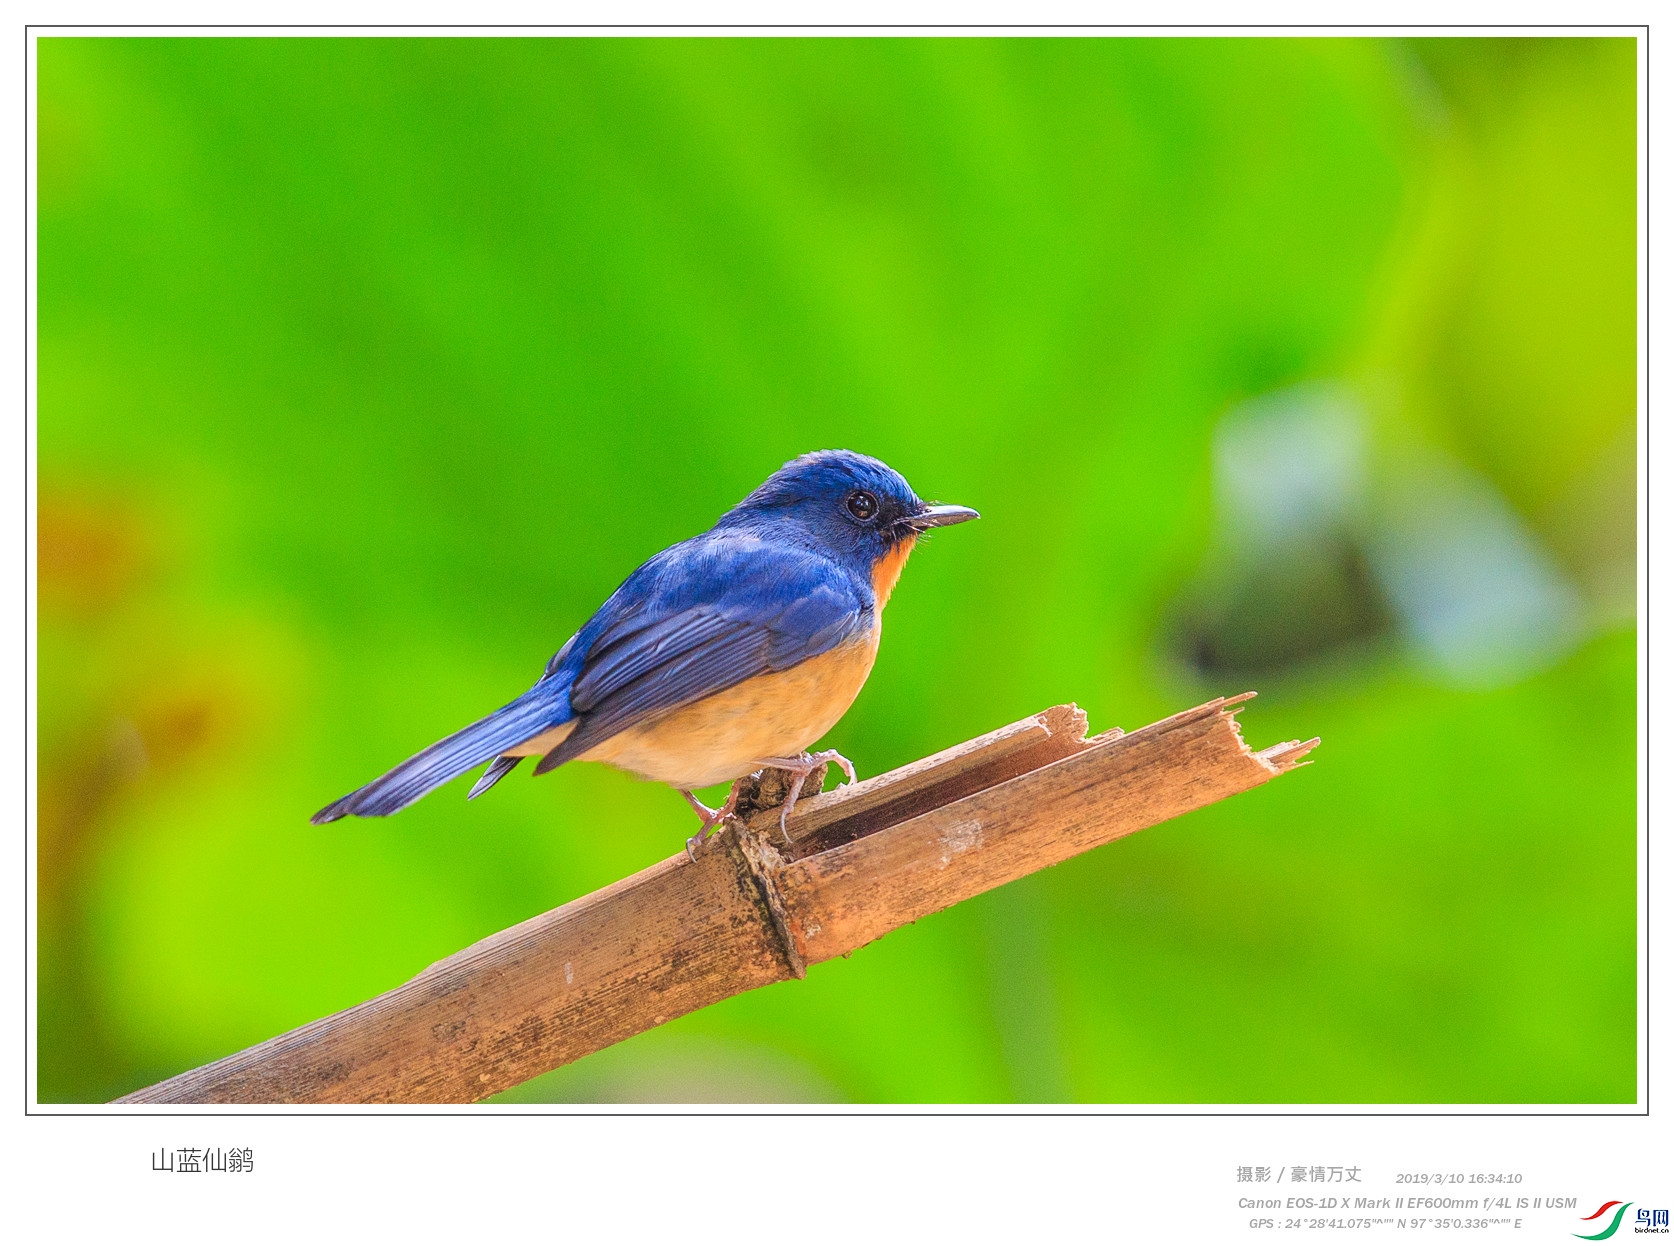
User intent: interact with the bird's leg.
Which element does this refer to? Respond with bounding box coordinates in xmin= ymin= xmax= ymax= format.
xmin=681 ymin=779 xmax=748 ymax=861
xmin=676 ymin=793 xmax=716 ymax=823
xmin=681 ymin=788 xmax=718 ymax=861
xmin=681 ymin=788 xmax=718 ymax=823
xmin=756 ymin=749 xmax=860 ymax=835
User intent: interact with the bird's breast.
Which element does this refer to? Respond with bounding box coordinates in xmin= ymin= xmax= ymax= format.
xmin=577 ymin=627 xmax=882 ymax=790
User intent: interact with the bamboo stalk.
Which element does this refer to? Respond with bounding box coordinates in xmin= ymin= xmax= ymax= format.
xmin=117 ymin=695 xmax=1316 ymax=1104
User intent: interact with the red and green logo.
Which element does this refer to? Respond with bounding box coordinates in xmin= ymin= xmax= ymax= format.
xmin=1575 ymin=1201 xmax=1633 ymax=1240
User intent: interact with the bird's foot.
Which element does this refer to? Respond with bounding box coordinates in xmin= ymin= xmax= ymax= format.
xmin=756 ymin=750 xmax=860 ymax=835
xmin=680 ymin=781 xmax=747 ymax=861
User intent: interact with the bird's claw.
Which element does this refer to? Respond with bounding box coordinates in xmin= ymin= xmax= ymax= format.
xmin=757 ymin=750 xmax=860 ymax=836
xmin=817 ymin=749 xmax=859 ymax=787
xmin=679 ymin=751 xmax=857 ymax=855
xmin=679 ymin=781 xmax=746 ymax=860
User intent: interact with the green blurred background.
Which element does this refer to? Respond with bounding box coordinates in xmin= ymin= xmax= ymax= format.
xmin=36 ymin=36 xmax=1638 ymax=1104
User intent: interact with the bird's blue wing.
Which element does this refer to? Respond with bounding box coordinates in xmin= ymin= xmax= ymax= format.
xmin=532 ymin=533 xmax=870 ymax=774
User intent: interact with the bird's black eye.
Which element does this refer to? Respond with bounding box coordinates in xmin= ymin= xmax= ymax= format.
xmin=846 ymin=490 xmax=879 ymax=522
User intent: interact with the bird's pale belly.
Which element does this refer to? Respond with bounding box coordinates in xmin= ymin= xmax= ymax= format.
xmin=578 ymin=627 xmax=881 ymax=790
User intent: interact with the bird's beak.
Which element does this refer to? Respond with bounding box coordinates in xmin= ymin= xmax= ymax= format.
xmin=913 ymin=503 xmax=981 ymax=529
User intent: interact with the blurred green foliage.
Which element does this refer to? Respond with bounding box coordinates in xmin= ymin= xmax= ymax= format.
xmin=36 ymin=37 xmax=1636 ymax=1103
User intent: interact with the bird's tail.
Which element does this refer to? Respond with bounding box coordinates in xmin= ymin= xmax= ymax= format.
xmin=467 ymin=754 xmax=521 ymax=799
xmin=311 ymin=684 xmax=569 ymax=824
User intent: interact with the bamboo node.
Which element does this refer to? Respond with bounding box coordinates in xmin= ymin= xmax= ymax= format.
xmin=726 ymin=819 xmax=807 ymax=980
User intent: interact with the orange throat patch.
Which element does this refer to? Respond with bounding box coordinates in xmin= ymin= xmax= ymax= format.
xmin=871 ymin=535 xmax=917 ymax=613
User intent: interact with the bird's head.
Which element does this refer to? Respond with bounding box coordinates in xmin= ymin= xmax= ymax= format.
xmin=720 ymin=449 xmax=978 ymax=576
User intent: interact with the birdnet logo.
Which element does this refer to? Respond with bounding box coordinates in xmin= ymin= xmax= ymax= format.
xmin=1574 ymin=1201 xmax=1632 ymax=1240
xmin=1570 ymin=1199 xmax=1672 ymax=1238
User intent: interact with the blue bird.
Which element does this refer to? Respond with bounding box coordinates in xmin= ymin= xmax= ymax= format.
xmin=310 ymin=450 xmax=978 ymax=853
